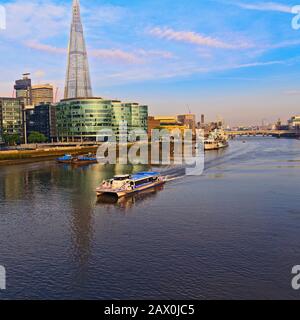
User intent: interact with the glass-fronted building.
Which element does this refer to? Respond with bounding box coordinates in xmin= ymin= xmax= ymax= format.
xmin=56 ymin=98 xmax=148 ymax=141
xmin=130 ymin=104 xmax=148 ymax=132
xmin=0 ymin=97 xmax=24 ymax=143
xmin=56 ymin=98 xmax=112 ymax=141
xmin=26 ymin=103 xmax=57 ymax=141
xmin=111 ymin=101 xmax=132 ymax=138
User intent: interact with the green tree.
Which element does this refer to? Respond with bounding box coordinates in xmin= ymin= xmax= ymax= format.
xmin=3 ymin=134 xmax=20 ymax=146
xmin=28 ymin=132 xmax=47 ymax=144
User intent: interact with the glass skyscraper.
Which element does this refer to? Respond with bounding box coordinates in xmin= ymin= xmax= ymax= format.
xmin=64 ymin=0 xmax=92 ymax=99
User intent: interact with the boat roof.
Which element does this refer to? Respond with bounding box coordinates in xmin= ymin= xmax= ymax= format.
xmin=131 ymin=172 xmax=160 ymax=181
xmin=114 ymin=174 xmax=131 ymax=178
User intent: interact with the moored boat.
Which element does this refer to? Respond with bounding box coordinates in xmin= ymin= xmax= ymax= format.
xmin=56 ymin=154 xmax=74 ymax=164
xmin=72 ymin=154 xmax=98 ymax=166
xmin=204 ymin=129 xmax=229 ymax=151
xmin=96 ymin=172 xmax=165 ymax=198
xmin=204 ymin=139 xmax=219 ymax=151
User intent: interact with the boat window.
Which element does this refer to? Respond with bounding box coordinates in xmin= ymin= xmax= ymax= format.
xmin=135 ymin=178 xmax=151 ymax=187
xmin=114 ymin=176 xmax=129 ymax=181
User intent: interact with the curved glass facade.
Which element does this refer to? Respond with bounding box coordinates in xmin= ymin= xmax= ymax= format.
xmin=56 ymin=98 xmax=112 ymax=141
xmin=56 ymin=98 xmax=148 ymax=141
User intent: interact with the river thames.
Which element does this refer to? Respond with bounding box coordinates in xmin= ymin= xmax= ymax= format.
xmin=0 ymin=137 xmax=300 ymax=299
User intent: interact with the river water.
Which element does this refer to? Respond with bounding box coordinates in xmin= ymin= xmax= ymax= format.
xmin=0 ymin=137 xmax=300 ymax=300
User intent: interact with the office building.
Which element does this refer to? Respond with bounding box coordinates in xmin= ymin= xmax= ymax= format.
xmin=56 ymin=98 xmax=112 ymax=141
xmin=14 ymin=73 xmax=32 ymax=106
xmin=111 ymin=101 xmax=131 ymax=137
xmin=153 ymin=116 xmax=188 ymax=134
xmin=0 ymin=97 xmax=24 ymax=142
xmin=26 ymin=103 xmax=57 ymax=141
xmin=147 ymin=116 xmax=161 ymax=135
xmin=177 ymin=114 xmax=196 ymax=132
xmin=56 ymin=98 xmax=148 ymax=141
xmin=31 ymin=84 xmax=54 ymax=106
xmin=130 ymin=104 xmax=148 ymax=132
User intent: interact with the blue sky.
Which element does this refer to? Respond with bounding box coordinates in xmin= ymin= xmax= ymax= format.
xmin=0 ymin=0 xmax=300 ymax=125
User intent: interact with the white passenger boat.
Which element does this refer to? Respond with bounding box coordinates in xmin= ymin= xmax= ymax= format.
xmin=96 ymin=172 xmax=165 ymax=198
xmin=204 ymin=129 xmax=229 ymax=151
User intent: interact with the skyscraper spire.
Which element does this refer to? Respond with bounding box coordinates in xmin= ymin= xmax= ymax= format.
xmin=64 ymin=0 xmax=92 ymax=99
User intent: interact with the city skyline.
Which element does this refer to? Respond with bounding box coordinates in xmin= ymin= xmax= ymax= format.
xmin=0 ymin=0 xmax=299 ymax=125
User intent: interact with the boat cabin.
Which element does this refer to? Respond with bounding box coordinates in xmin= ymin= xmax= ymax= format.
xmin=109 ymin=173 xmax=161 ymax=190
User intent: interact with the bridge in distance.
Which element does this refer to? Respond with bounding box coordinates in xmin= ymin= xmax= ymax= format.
xmin=225 ymin=130 xmax=298 ymax=138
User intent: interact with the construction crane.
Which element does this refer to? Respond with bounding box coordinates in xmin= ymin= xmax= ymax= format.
xmin=187 ymin=105 xmax=191 ymax=114
xmin=54 ymin=87 xmax=59 ymax=103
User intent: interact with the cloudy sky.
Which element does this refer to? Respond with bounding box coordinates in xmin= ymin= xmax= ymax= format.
xmin=0 ymin=0 xmax=299 ymax=125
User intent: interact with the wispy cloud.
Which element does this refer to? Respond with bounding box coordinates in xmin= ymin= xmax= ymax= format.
xmin=91 ymin=49 xmax=141 ymax=63
xmin=3 ymin=0 xmax=69 ymax=41
xmin=100 ymin=59 xmax=287 ymax=85
xmin=24 ymin=40 xmax=174 ymax=64
xmin=2 ymin=0 xmax=128 ymax=41
xmin=229 ymin=1 xmax=292 ymax=13
xmin=148 ymin=27 xmax=253 ymax=49
xmin=25 ymin=40 xmax=66 ymax=54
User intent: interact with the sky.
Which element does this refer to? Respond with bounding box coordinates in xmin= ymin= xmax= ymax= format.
xmin=0 ymin=0 xmax=300 ymax=125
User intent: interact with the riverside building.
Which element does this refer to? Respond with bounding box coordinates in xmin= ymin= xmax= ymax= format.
xmin=31 ymin=84 xmax=54 ymax=106
xmin=14 ymin=73 xmax=32 ymax=107
xmin=26 ymin=103 xmax=57 ymax=142
xmin=0 ymin=97 xmax=24 ymax=143
xmin=56 ymin=98 xmax=148 ymax=142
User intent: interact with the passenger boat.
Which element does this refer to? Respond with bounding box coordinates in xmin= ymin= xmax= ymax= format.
xmin=96 ymin=172 xmax=165 ymax=198
xmin=204 ymin=139 xmax=219 ymax=151
xmin=204 ymin=129 xmax=229 ymax=151
xmin=72 ymin=154 xmax=98 ymax=166
xmin=56 ymin=154 xmax=74 ymax=164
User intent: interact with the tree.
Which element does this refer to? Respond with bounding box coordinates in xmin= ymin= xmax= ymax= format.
xmin=3 ymin=134 xmax=20 ymax=146
xmin=28 ymin=132 xmax=47 ymax=144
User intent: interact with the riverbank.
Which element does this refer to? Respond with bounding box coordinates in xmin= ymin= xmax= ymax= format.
xmin=0 ymin=146 xmax=98 ymax=166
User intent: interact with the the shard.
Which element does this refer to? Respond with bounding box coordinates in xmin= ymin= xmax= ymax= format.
xmin=64 ymin=0 xmax=92 ymax=99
